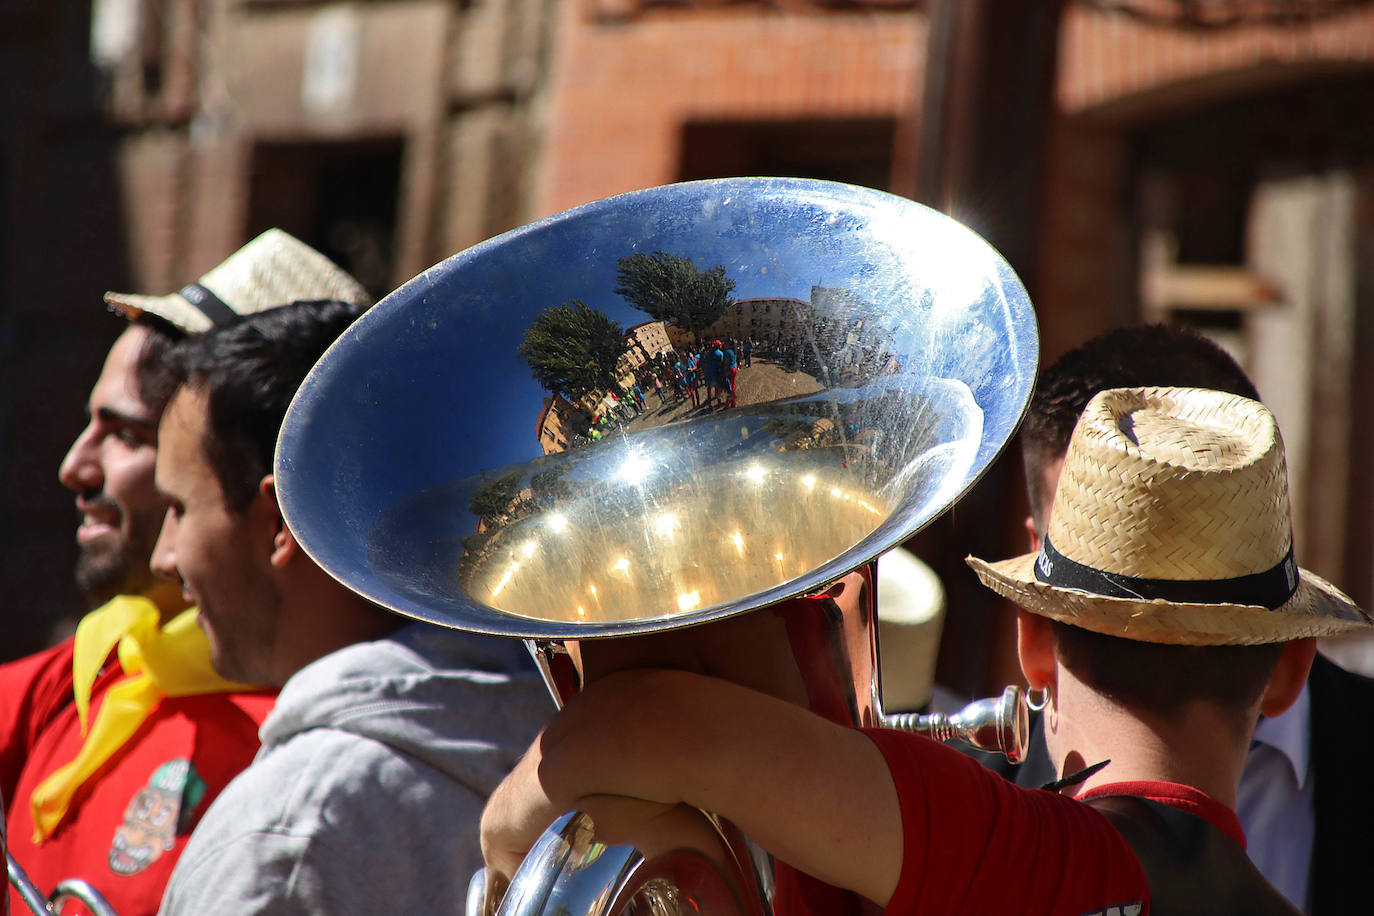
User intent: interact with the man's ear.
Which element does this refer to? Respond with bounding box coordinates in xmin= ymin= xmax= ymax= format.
xmin=1024 ymin=515 xmax=1041 ymax=553
xmin=1015 ymin=609 xmax=1056 ymax=693
xmin=256 ymin=474 xmax=297 ymax=569
xmin=1259 ymin=637 xmax=1317 ymax=718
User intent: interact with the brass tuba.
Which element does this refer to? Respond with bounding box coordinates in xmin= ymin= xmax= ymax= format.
xmin=275 ymin=178 xmax=1039 ymax=915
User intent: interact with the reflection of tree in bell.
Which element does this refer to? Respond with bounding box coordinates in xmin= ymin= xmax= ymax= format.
xmin=468 ymin=467 xmax=528 ymax=527
xmin=614 ymin=251 xmax=735 ymax=342
xmin=519 ymin=301 xmax=628 ymax=399
xmin=530 ymin=461 xmax=581 ymax=508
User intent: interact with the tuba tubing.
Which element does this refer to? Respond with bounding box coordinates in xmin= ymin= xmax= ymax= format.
xmin=881 ymin=684 xmax=1029 ymax=763
xmin=7 ymin=850 xmax=119 ymax=916
xmin=3 ymin=788 xmax=118 ymax=916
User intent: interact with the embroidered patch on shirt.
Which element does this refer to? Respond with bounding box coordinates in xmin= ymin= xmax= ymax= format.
xmin=108 ymin=759 xmax=206 ymax=876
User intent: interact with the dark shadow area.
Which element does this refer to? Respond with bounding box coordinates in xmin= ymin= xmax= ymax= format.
xmin=678 ymin=117 xmax=896 ymax=191
xmin=247 ymin=138 xmax=405 ymax=301
xmin=0 ymin=5 xmax=135 ymax=657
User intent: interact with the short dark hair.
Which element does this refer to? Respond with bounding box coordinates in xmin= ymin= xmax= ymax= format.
xmin=131 ymin=315 xmax=187 ymax=413
xmin=1053 ymin=622 xmax=1284 ymax=724
xmin=1022 ymin=324 xmax=1259 ymax=536
xmin=1024 ymin=325 xmax=1279 ymax=719
xmin=168 ymin=299 xmax=366 ymax=512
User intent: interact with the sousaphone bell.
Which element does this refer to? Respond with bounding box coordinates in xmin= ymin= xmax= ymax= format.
xmin=275 ymin=178 xmax=1039 ymax=914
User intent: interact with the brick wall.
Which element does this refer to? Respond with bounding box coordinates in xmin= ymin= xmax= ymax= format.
xmin=1058 ymin=4 xmax=1374 ymax=117
xmin=538 ymin=3 xmax=926 ymax=215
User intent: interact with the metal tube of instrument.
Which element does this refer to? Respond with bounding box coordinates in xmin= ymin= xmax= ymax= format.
xmin=7 ymin=853 xmax=119 ymax=916
xmin=880 ymin=685 xmax=1029 ymax=763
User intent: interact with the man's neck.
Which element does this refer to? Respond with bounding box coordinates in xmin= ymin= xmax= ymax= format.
xmin=270 ymin=585 xmax=403 ymax=688
xmin=1049 ymin=678 xmax=1253 ymax=809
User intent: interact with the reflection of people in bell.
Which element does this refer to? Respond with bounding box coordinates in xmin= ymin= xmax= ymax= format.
xmin=700 ymin=339 xmax=725 ymax=409
xmin=723 ymin=339 xmax=738 ymax=409
xmin=684 ymin=352 xmax=700 ymax=407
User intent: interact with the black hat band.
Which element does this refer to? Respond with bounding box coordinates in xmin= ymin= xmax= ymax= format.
xmin=178 ymin=283 xmax=239 ymax=327
xmin=1034 ymin=536 xmax=1298 ymax=610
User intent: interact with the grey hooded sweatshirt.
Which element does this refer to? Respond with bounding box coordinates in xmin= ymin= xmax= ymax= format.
xmin=159 ymin=622 xmax=551 ymax=915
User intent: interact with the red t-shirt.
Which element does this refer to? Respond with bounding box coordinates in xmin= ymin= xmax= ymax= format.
xmin=871 ymin=726 xmax=1145 ymax=914
xmin=0 ymin=637 xmax=274 ymax=916
xmin=774 ymin=736 xmax=1247 ymax=916
xmin=861 ymin=728 xmax=1246 ymax=915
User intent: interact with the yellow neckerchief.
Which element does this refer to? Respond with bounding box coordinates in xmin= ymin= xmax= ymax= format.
xmin=30 ymin=595 xmax=253 ymax=842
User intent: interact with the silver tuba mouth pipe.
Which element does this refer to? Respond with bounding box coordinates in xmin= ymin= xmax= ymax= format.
xmin=880 ymin=684 xmax=1029 ymax=763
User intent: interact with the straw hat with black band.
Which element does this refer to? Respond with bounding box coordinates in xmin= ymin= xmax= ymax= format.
xmin=968 ymin=386 xmax=1373 ymax=646
xmin=104 ymin=229 xmax=372 ymax=334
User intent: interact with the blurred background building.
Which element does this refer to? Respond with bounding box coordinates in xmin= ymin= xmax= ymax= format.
xmin=5 ymin=0 xmax=1374 ymax=695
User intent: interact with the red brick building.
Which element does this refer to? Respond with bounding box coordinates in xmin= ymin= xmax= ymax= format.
xmin=536 ymin=394 xmax=591 ymax=455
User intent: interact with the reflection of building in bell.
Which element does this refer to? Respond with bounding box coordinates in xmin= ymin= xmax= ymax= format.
xmin=536 ymin=320 xmax=676 ymax=456
xmin=683 ymin=297 xmax=806 ymax=350
xmin=536 ymin=395 xmax=591 ymax=455
xmin=472 ymin=482 xmax=538 ymax=535
xmin=877 ymin=546 xmax=946 ymax=714
xmin=780 ymin=416 xmax=837 ymax=451
xmin=623 ymin=320 xmax=674 ymax=363
xmin=683 ymin=288 xmax=896 ymax=388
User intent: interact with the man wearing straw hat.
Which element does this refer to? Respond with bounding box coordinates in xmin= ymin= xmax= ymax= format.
xmin=481 ymin=386 xmax=1372 ymax=913
xmin=995 ymin=323 xmax=1374 ymax=913
xmin=0 ymin=230 xmax=371 ymax=916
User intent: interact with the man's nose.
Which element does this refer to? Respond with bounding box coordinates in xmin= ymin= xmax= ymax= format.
xmin=59 ymin=424 xmax=102 ymax=494
xmin=150 ymin=511 xmax=179 ymax=582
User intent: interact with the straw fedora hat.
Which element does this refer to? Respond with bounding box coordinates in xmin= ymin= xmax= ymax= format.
xmin=104 ymin=229 xmax=372 ymax=334
xmin=968 ymin=386 xmax=1372 ymax=646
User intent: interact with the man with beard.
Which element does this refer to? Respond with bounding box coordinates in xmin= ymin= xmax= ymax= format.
xmin=0 ymin=230 xmax=370 ymax=916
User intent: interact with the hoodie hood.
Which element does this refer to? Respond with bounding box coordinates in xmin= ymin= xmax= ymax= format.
xmin=260 ymin=622 xmax=551 ymax=786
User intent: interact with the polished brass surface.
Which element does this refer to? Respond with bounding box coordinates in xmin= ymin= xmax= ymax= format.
xmin=472 ymin=452 xmax=886 ymax=624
